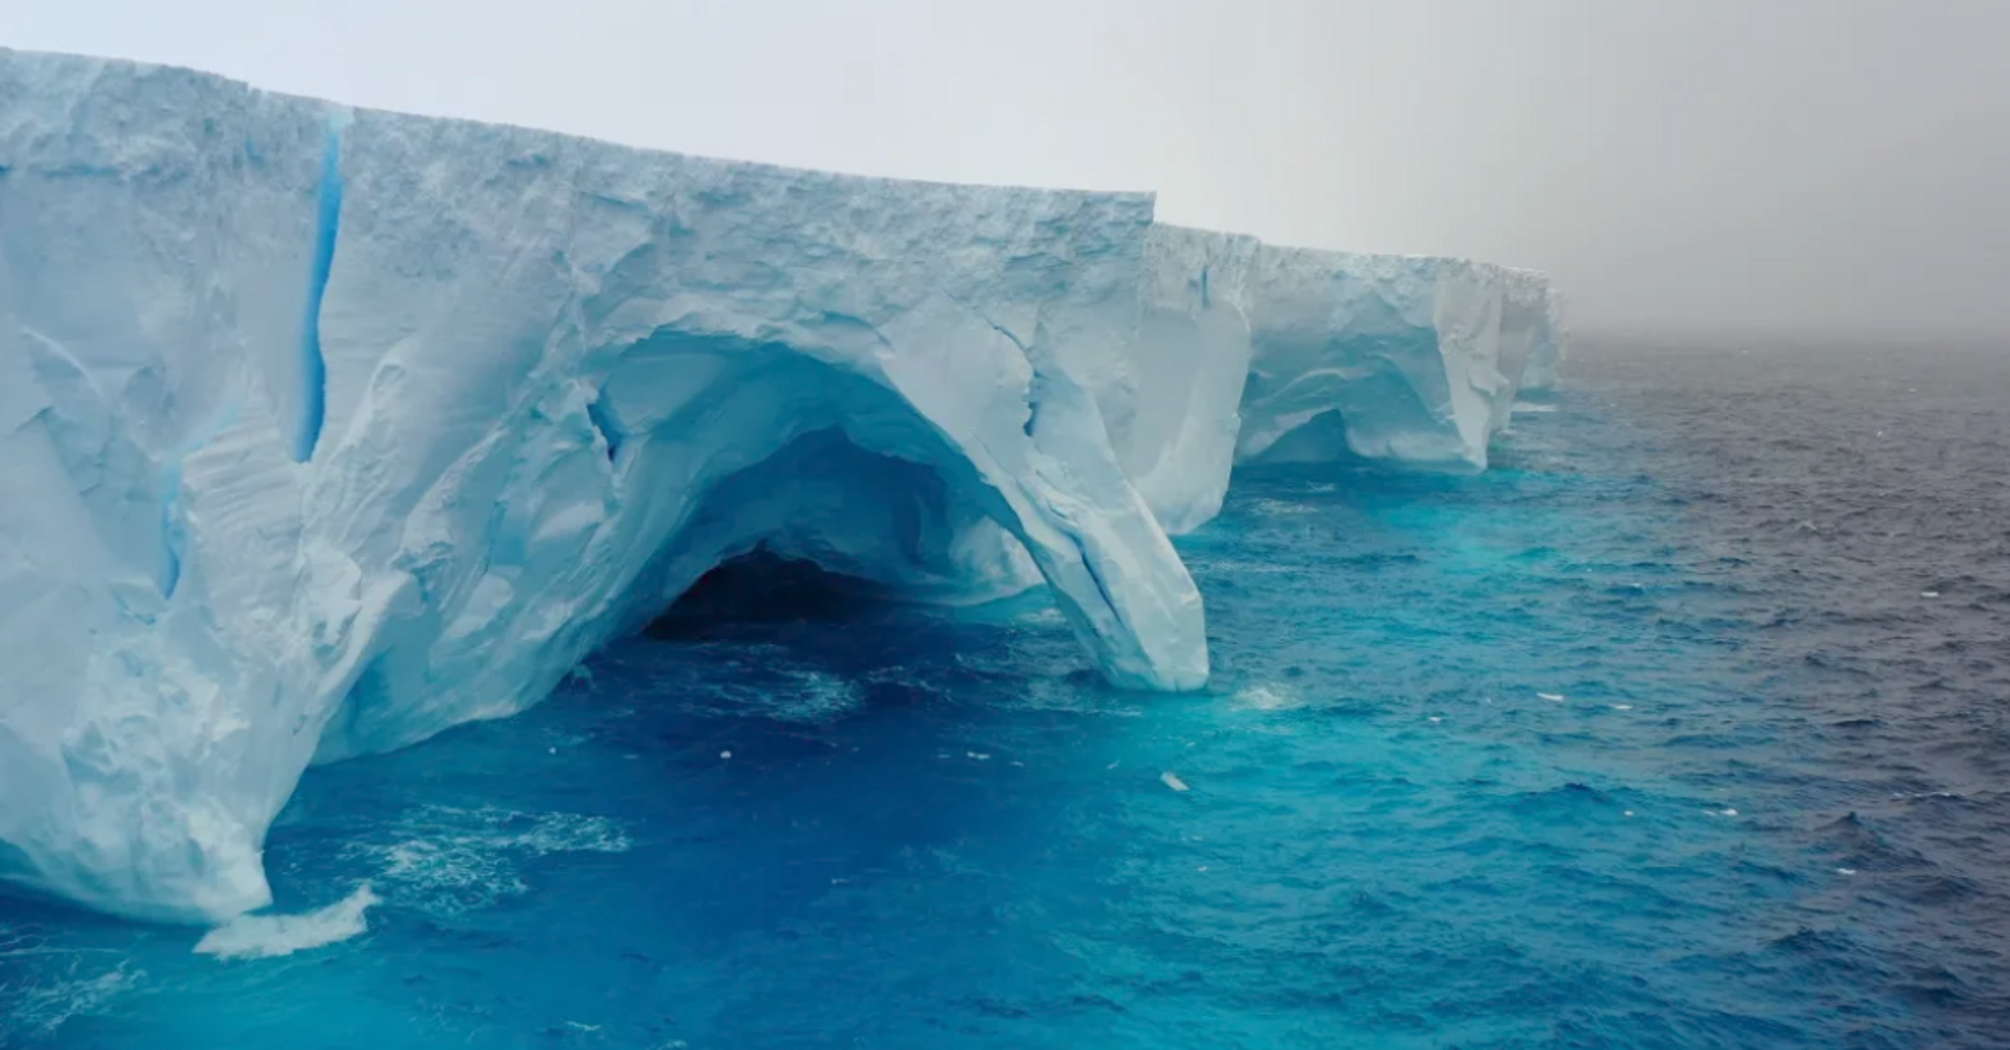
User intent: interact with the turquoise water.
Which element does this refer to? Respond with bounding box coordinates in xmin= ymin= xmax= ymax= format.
xmin=7 ymin=346 xmax=2007 ymax=1048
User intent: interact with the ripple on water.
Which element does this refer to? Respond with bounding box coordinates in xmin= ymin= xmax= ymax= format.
xmin=4 ymin=343 xmax=2008 ymax=1048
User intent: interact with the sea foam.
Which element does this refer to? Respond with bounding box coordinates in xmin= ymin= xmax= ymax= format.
xmin=194 ymin=884 xmax=379 ymax=960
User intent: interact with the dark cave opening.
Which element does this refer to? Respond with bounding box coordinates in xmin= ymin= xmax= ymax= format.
xmin=643 ymin=547 xmax=897 ymax=643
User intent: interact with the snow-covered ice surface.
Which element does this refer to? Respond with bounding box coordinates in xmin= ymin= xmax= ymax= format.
xmin=0 ymin=49 xmax=1565 ymax=923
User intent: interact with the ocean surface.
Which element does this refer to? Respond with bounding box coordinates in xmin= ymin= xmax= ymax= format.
xmin=4 ymin=341 xmax=2007 ymax=1049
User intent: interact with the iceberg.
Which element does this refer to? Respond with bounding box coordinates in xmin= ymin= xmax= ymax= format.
xmin=1113 ymin=230 xmax=1570 ymax=531
xmin=1119 ymin=225 xmax=1264 ymax=534
xmin=1519 ymin=287 xmax=1572 ymax=393
xmin=0 ymin=49 xmax=1564 ymax=923
xmin=1233 ymin=251 xmax=1538 ymax=473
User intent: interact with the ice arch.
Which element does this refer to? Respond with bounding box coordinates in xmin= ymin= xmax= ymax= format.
xmin=309 ymin=335 xmax=1207 ymax=764
xmin=1110 ymin=228 xmax=1572 ymax=534
xmin=0 ymin=51 xmax=1201 ymax=922
xmin=0 ymin=49 xmax=1565 ymax=923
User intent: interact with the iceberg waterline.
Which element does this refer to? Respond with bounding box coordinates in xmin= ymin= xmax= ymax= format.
xmin=0 ymin=49 xmax=1568 ymax=923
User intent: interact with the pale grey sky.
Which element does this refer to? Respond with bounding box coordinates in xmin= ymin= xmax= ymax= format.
xmin=8 ymin=0 xmax=2008 ymax=339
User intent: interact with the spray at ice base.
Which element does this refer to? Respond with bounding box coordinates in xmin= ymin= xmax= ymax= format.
xmin=0 ymin=48 xmax=1566 ymax=925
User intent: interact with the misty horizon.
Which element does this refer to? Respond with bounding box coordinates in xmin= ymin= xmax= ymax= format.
xmin=10 ymin=0 xmax=2009 ymax=341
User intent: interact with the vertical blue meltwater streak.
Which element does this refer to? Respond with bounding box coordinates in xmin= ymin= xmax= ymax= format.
xmin=157 ymin=462 xmax=183 ymax=599
xmin=295 ymin=114 xmax=346 ymax=463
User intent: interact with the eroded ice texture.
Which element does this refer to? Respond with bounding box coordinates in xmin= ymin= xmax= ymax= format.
xmin=1120 ymin=231 xmax=1573 ymax=528
xmin=1235 ymin=249 xmax=1515 ymax=472
xmin=1520 ymin=287 xmax=1572 ymax=393
xmin=0 ymin=49 xmax=1563 ymax=922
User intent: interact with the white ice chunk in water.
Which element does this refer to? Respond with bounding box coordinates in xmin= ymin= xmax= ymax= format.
xmin=194 ymin=884 xmax=378 ymax=960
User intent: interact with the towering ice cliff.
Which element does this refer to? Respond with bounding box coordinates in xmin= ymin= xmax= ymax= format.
xmin=1520 ymin=287 xmax=1572 ymax=393
xmin=1234 ymin=249 xmax=1518 ymax=473
xmin=1111 ymin=229 xmax=1578 ymax=534
xmin=0 ymin=50 xmax=1565 ymax=922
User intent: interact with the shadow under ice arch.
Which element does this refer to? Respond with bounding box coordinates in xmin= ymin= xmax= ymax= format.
xmin=310 ymin=326 xmax=1208 ymax=764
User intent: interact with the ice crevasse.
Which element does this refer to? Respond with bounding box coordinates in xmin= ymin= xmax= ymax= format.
xmin=0 ymin=50 xmax=1569 ymax=923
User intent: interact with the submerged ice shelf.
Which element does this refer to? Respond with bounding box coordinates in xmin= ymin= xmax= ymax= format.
xmin=0 ymin=49 xmax=1567 ymax=923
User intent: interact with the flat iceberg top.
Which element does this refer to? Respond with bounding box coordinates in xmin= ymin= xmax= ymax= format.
xmin=0 ymin=48 xmax=1564 ymax=923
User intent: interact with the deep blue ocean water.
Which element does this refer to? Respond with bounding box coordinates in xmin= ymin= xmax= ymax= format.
xmin=4 ymin=342 xmax=2007 ymax=1049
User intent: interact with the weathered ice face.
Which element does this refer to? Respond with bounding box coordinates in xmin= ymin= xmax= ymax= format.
xmin=0 ymin=45 xmax=1576 ymax=923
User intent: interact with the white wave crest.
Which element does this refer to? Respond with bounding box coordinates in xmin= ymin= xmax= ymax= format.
xmin=0 ymin=932 xmax=137 ymax=1039
xmin=1250 ymin=498 xmax=1319 ymax=517
xmin=194 ymin=883 xmax=378 ymax=960
xmin=349 ymin=807 xmax=629 ymax=915
xmin=778 ymin=670 xmax=865 ymax=722
xmin=1232 ymin=683 xmax=1305 ymax=711
xmin=675 ymin=668 xmax=864 ymax=723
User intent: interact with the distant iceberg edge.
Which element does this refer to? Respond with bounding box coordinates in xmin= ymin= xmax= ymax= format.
xmin=0 ymin=48 xmax=1567 ymax=922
